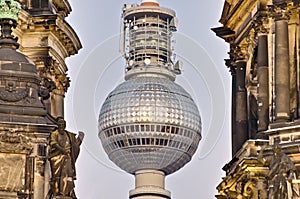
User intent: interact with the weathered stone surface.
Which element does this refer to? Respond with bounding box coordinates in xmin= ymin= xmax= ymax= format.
xmin=0 ymin=153 xmax=26 ymax=192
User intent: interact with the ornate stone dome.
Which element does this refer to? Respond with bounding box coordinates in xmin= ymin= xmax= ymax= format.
xmin=98 ymin=74 xmax=202 ymax=175
xmin=0 ymin=4 xmax=49 ymax=124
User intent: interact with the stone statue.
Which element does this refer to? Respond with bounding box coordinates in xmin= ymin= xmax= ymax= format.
xmin=47 ymin=117 xmax=84 ymax=199
xmin=259 ymin=145 xmax=299 ymax=199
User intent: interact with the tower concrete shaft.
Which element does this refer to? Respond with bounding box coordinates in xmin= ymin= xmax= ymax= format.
xmin=129 ymin=170 xmax=170 ymax=199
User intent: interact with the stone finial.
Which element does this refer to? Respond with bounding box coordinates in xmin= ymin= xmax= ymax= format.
xmin=0 ymin=0 xmax=21 ymax=21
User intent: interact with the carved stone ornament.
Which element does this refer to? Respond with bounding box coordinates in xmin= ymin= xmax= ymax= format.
xmin=243 ymin=179 xmax=257 ymax=198
xmin=56 ymin=74 xmax=70 ymax=92
xmin=236 ymin=174 xmax=257 ymax=199
xmin=270 ymin=4 xmax=290 ymax=21
xmin=39 ymin=77 xmax=56 ymax=100
xmin=0 ymin=81 xmax=29 ymax=102
xmin=253 ymin=15 xmax=269 ymax=34
xmin=0 ymin=129 xmax=33 ymax=154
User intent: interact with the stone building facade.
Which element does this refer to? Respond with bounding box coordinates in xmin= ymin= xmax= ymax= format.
xmin=0 ymin=0 xmax=81 ymax=198
xmin=213 ymin=0 xmax=300 ymax=198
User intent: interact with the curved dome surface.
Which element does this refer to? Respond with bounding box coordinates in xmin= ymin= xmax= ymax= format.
xmin=0 ymin=48 xmax=37 ymax=74
xmin=98 ymin=74 xmax=201 ymax=175
xmin=0 ymin=48 xmax=34 ymax=63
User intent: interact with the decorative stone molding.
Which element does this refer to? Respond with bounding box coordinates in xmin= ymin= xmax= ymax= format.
xmin=0 ymin=76 xmax=42 ymax=106
xmin=0 ymin=82 xmax=29 ymax=102
xmin=237 ymin=175 xmax=257 ymax=198
xmin=52 ymin=0 xmax=72 ymax=18
xmin=33 ymin=56 xmax=69 ymax=94
xmin=0 ymin=129 xmax=33 ymax=154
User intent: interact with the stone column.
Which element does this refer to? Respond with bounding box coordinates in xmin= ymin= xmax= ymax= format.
xmin=235 ymin=49 xmax=249 ymax=152
xmin=274 ymin=6 xmax=290 ymax=121
xmin=257 ymin=33 xmax=269 ymax=132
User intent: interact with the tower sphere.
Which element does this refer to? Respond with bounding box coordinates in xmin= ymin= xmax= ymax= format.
xmin=98 ymin=73 xmax=202 ymax=175
xmin=98 ymin=1 xmax=202 ymax=176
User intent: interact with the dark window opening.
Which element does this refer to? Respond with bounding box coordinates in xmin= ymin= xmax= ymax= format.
xmin=30 ymin=0 xmax=49 ymax=9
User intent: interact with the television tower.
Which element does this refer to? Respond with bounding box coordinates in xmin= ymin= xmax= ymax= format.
xmin=98 ymin=1 xmax=202 ymax=198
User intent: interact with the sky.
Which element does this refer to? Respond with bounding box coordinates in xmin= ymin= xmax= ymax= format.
xmin=64 ymin=0 xmax=231 ymax=198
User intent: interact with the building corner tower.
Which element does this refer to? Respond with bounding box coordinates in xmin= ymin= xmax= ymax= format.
xmin=213 ymin=0 xmax=300 ymax=198
xmin=98 ymin=0 xmax=202 ymax=198
xmin=0 ymin=0 xmax=82 ymax=198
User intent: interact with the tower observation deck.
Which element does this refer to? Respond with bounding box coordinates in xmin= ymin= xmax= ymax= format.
xmin=98 ymin=1 xmax=202 ymax=198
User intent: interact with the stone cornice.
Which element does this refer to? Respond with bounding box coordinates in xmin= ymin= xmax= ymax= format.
xmin=52 ymin=0 xmax=72 ymax=17
xmin=55 ymin=15 xmax=82 ymax=56
xmin=211 ymin=26 xmax=235 ymax=43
